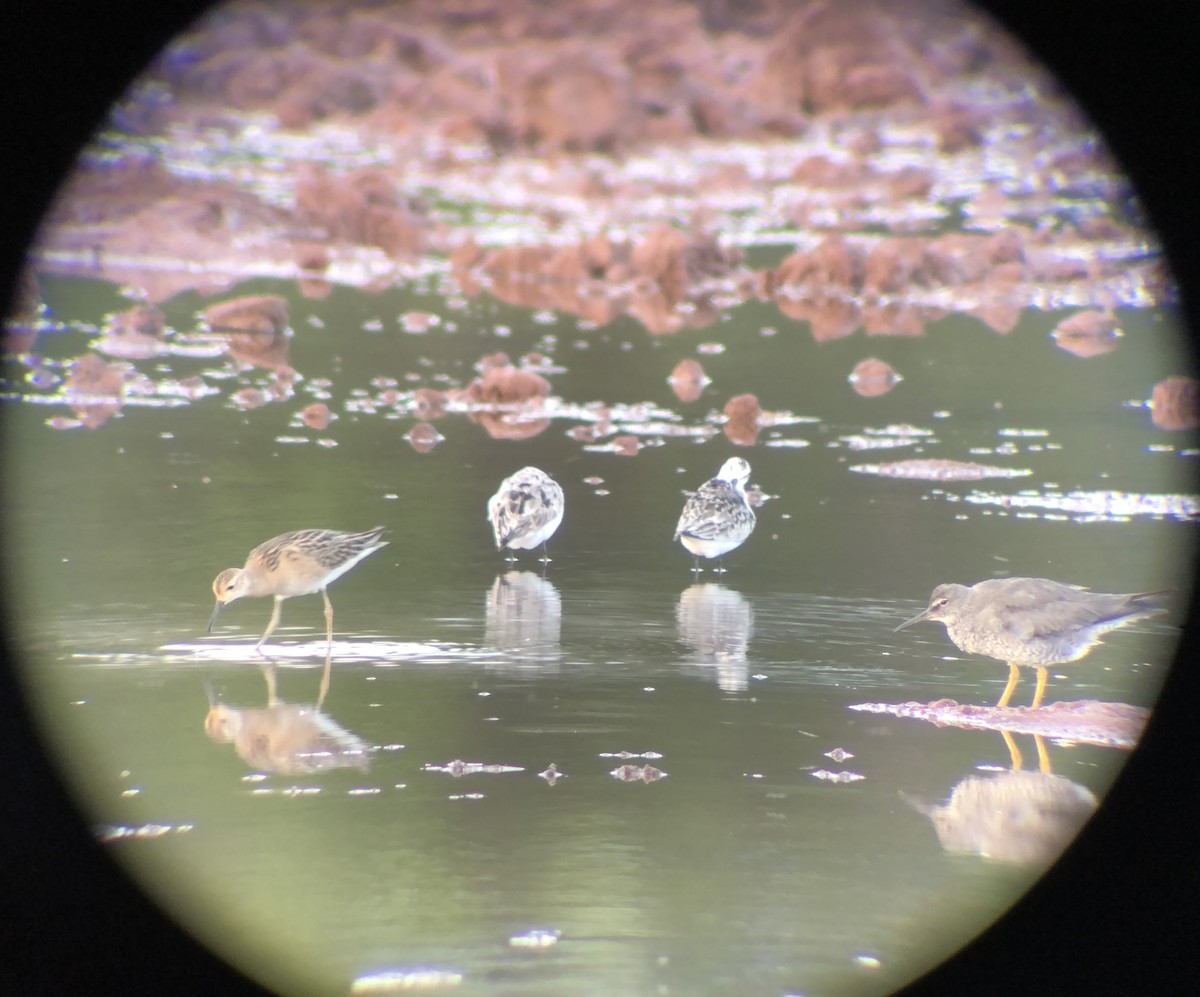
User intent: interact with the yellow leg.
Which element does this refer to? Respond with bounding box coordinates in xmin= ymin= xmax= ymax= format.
xmin=1001 ymin=729 xmax=1023 ymax=770
xmin=1034 ymin=734 xmax=1051 ymax=774
xmin=256 ymin=596 xmax=284 ymax=654
xmin=1030 ymin=666 xmax=1049 ymax=710
xmin=995 ymin=661 xmax=1020 ymax=708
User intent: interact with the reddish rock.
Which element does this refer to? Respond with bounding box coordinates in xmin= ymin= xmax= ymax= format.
xmin=407 ymin=422 xmax=443 ymax=452
xmin=773 ymin=234 xmax=864 ymax=291
xmin=1052 ymin=310 xmax=1121 ymax=358
xmin=365 ymin=204 xmax=421 ymax=257
xmin=64 ymin=353 xmax=125 ymax=415
xmin=790 ymin=155 xmax=863 ymax=187
xmin=298 ymin=276 xmax=333 ymax=300
xmin=232 ymin=389 xmax=268 ymax=411
xmin=627 ymin=279 xmax=683 ymax=335
xmin=1075 ymin=216 xmax=1126 ymax=241
xmin=725 ymin=418 xmax=760 ymax=447
xmin=449 ymin=236 xmax=484 ymax=271
xmin=863 ymin=238 xmax=928 ymax=294
xmin=985 ymin=228 xmax=1025 ymax=265
xmin=97 ymin=304 xmax=166 ymax=359
xmin=222 ymin=329 xmax=292 ymax=372
xmin=476 ymin=352 xmax=511 ymax=374
xmin=849 ymin=358 xmax=900 ymax=397
xmin=668 ymin=359 xmax=708 ymax=403
xmin=481 ymin=245 xmax=556 ymax=279
xmin=724 ymin=393 xmax=762 ymax=446
xmin=933 ymin=103 xmax=983 ymax=152
xmin=301 ymin=403 xmax=332 ymax=430
xmin=862 ymin=302 xmax=932 ymax=337
xmin=412 ymin=387 xmax=447 ymax=419
xmin=758 ymin=1 xmax=924 ymax=114
xmin=65 ymin=354 xmax=122 ymax=397
xmin=473 ymin=413 xmax=551 ymax=441
xmin=886 ymin=167 xmax=933 ymax=200
xmin=400 ymin=311 xmax=439 ymax=333
xmin=504 ymin=48 xmax=626 ymax=151
xmin=541 ymin=243 xmax=590 ymax=284
xmin=295 ymin=165 xmax=423 ymax=257
xmin=294 ymin=242 xmax=329 ymax=272
xmin=969 ymin=299 xmax=1022 ymax=335
xmin=612 ymin=434 xmax=641 ymax=456
xmin=631 ymin=224 xmax=688 ymax=298
xmin=921 ymin=232 xmax=992 ymax=286
xmin=466 ymin=364 xmax=551 ymax=405
xmin=724 ymin=393 xmax=761 ymax=423
xmin=682 ymin=234 xmax=743 ymax=283
xmin=204 ymin=295 xmax=289 ymax=334
xmin=105 ymin=304 xmax=165 ymax=338
xmin=1150 ymin=376 xmax=1199 ymax=431
xmin=776 ymin=293 xmax=861 ymax=342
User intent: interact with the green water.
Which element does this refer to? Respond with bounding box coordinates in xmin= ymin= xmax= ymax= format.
xmin=3 ymin=272 xmax=1193 ymax=995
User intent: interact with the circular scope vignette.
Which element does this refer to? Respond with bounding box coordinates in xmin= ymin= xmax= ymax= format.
xmin=3 ymin=2 xmax=1200 ymax=995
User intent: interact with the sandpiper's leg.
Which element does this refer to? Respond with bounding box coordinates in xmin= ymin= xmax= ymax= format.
xmin=260 ymin=660 xmax=279 ymax=706
xmin=317 ymin=652 xmax=332 ymax=709
xmin=322 ymin=588 xmax=334 ymax=658
xmin=1000 ymin=729 xmax=1023 ymax=770
xmin=318 ymin=588 xmax=334 ymax=708
xmin=1034 ymin=734 xmax=1051 ymax=774
xmin=715 ymin=557 xmax=726 ymax=575
xmin=995 ymin=661 xmax=1021 ymax=708
xmin=256 ymin=596 xmax=285 ymax=655
xmin=1030 ymin=665 xmax=1049 ymax=710
xmin=539 ymin=540 xmax=551 ymax=565
xmin=691 ymin=555 xmax=701 ymax=574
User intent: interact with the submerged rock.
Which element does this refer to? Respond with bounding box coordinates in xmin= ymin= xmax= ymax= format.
xmin=1150 ymin=375 xmax=1200 ymax=431
xmin=724 ymin=392 xmax=762 ymax=446
xmin=668 ymin=358 xmax=708 ymax=403
xmin=1052 ymin=309 xmax=1121 ymax=358
xmin=849 ymin=357 xmax=901 ymax=397
xmin=204 ymin=294 xmax=289 ymax=335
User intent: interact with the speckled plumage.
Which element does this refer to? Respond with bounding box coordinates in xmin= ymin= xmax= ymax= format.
xmin=208 ymin=527 xmax=387 ymax=653
xmin=674 ymin=457 xmax=755 ymax=569
xmin=895 ymin=576 xmax=1168 ymax=708
xmin=487 ymin=467 xmax=564 ymax=559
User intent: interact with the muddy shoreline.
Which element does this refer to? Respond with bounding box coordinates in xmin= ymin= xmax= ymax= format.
xmin=24 ymin=0 xmax=1172 ymax=338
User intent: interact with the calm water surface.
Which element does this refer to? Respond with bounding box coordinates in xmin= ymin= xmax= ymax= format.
xmin=4 ymin=272 xmax=1194 ymax=994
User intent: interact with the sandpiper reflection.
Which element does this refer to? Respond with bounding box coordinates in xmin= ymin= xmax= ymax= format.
xmin=676 ymin=583 xmax=753 ymax=692
xmin=907 ymin=767 xmax=1097 ymax=867
xmin=203 ymin=665 xmax=368 ymax=775
xmin=484 ymin=571 xmax=562 ymax=666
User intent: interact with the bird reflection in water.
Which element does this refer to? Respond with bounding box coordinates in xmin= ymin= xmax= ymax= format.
xmin=907 ymin=767 xmax=1097 ymax=867
xmin=676 ymin=583 xmax=753 ymax=692
xmin=484 ymin=571 xmax=562 ymax=667
xmin=203 ymin=664 xmax=368 ymax=775
xmin=999 ymin=729 xmax=1051 ymax=774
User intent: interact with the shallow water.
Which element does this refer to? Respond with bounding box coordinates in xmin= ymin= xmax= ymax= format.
xmin=3 ymin=264 xmax=1194 ymax=994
